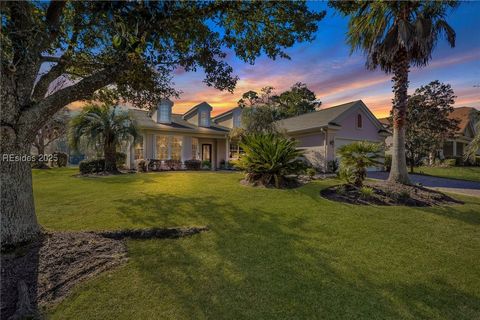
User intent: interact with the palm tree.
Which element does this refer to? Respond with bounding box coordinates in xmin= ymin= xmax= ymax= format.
xmin=69 ymin=104 xmax=138 ymax=172
xmin=337 ymin=141 xmax=383 ymax=187
xmin=330 ymin=1 xmax=458 ymax=184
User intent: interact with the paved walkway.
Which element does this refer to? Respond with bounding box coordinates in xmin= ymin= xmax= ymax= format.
xmin=367 ymin=172 xmax=480 ymax=198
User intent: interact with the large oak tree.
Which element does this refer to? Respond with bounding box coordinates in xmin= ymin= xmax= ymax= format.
xmin=0 ymin=1 xmax=325 ymax=248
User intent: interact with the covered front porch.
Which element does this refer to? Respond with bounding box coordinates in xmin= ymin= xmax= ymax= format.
xmin=127 ymin=131 xmax=231 ymax=170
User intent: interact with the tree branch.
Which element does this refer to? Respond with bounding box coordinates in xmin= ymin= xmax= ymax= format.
xmin=44 ymin=1 xmax=66 ymax=45
xmin=20 ymin=65 xmax=122 ymax=141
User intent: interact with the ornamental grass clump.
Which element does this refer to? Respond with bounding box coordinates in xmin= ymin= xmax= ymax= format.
xmin=236 ymin=133 xmax=305 ymax=188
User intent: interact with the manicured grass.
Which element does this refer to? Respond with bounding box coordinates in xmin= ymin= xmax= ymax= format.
xmin=415 ymin=166 xmax=480 ymax=182
xmin=33 ymin=168 xmax=480 ymax=320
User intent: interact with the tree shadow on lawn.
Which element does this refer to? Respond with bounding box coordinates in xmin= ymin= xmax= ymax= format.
xmin=111 ymin=193 xmax=479 ymax=319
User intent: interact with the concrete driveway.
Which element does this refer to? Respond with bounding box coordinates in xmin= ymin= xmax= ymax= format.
xmin=367 ymin=171 xmax=480 ymax=198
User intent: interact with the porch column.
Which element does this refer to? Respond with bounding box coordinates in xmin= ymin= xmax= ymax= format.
xmin=225 ymin=139 xmax=230 ymax=164
xmin=212 ymin=139 xmax=217 ymax=171
xmin=453 ymin=140 xmax=457 ymax=157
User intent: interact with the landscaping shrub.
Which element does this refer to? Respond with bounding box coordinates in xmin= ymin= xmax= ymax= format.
xmin=79 ymin=159 xmax=105 ymax=174
xmin=337 ymin=141 xmax=383 ymax=187
xmin=184 ymin=159 xmax=201 ymax=170
xmin=443 ymin=158 xmax=457 ymax=167
xmin=165 ymin=159 xmax=182 ymax=170
xmin=202 ymin=160 xmax=211 ymax=170
xmin=115 ymin=152 xmax=127 ymax=169
xmin=54 ymin=152 xmax=68 ymax=167
xmin=136 ymin=159 xmax=147 ymax=172
xmin=236 ymin=133 xmax=305 ymax=188
xmin=359 ymin=186 xmax=374 ymax=199
xmin=306 ymin=167 xmax=316 ymax=178
xmin=336 ymin=184 xmax=346 ymax=195
xmin=327 ymin=159 xmax=339 ymax=173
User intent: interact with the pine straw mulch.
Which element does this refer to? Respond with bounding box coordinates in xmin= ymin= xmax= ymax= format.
xmin=321 ymin=180 xmax=463 ymax=207
xmin=1 ymin=226 xmax=208 ymax=319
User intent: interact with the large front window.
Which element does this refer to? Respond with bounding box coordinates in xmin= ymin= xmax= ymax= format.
xmin=192 ymin=138 xmax=199 ymax=160
xmin=171 ymin=136 xmax=182 ymax=160
xmin=156 ymin=136 xmax=169 ymax=160
xmin=134 ymin=136 xmax=144 ymax=160
xmin=155 ymin=135 xmax=183 ymax=160
xmin=200 ymin=111 xmax=209 ymax=127
xmin=229 ymin=142 xmax=244 ymax=160
xmin=159 ymin=105 xmax=170 ymax=123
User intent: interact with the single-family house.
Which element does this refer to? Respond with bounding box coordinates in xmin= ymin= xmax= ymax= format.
xmin=379 ymin=106 xmax=479 ymax=160
xmin=127 ymin=99 xmax=389 ymax=171
xmin=277 ymin=100 xmax=389 ymax=170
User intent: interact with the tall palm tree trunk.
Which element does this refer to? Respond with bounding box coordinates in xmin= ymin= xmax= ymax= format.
xmin=104 ymin=142 xmax=117 ymax=173
xmin=388 ymin=48 xmax=411 ymax=184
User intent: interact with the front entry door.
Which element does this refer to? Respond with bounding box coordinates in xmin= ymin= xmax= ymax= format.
xmin=202 ymin=144 xmax=212 ymax=162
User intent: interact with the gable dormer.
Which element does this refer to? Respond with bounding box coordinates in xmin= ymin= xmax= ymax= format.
xmin=152 ymin=99 xmax=173 ymax=124
xmin=212 ymin=107 xmax=242 ymax=129
xmin=183 ymin=102 xmax=212 ymax=127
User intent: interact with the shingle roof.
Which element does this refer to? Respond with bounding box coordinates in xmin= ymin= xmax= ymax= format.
xmin=129 ymin=109 xmax=229 ymax=135
xmin=212 ymin=106 xmax=240 ymax=121
xmin=448 ymin=107 xmax=478 ymax=135
xmin=276 ymin=100 xmax=361 ymax=132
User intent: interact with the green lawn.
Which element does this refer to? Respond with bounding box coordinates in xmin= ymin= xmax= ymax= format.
xmin=33 ymin=168 xmax=480 ymax=320
xmin=414 ymin=166 xmax=480 ymax=182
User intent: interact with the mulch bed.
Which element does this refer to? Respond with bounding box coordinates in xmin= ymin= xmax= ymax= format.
xmin=321 ymin=181 xmax=463 ymax=207
xmin=1 ymin=226 xmax=208 ymax=319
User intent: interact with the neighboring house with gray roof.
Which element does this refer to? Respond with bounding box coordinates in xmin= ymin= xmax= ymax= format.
xmin=379 ymin=106 xmax=479 ymax=160
xmin=126 ymin=99 xmax=389 ymax=171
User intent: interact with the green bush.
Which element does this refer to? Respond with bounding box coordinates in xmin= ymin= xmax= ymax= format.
xmin=79 ymin=158 xmax=105 ymax=174
xmin=442 ymin=158 xmax=457 ymax=167
xmin=165 ymin=159 xmax=182 ymax=170
xmin=359 ymin=186 xmax=374 ymax=199
xmin=202 ymin=160 xmax=211 ymax=169
xmin=327 ymin=159 xmax=339 ymax=173
xmin=184 ymin=159 xmax=201 ymax=170
xmin=337 ymin=141 xmax=383 ymax=187
xmin=336 ymin=184 xmax=346 ymax=195
xmin=236 ymin=133 xmax=305 ymax=188
xmin=306 ymin=167 xmax=316 ymax=177
xmin=115 ymin=152 xmax=127 ymax=168
xmin=53 ymin=152 xmax=68 ymax=167
xmin=136 ymin=159 xmax=147 ymax=172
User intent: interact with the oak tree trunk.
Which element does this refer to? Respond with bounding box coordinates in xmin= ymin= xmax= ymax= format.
xmin=388 ymin=48 xmax=411 ymax=185
xmin=1 ymin=133 xmax=41 ymax=249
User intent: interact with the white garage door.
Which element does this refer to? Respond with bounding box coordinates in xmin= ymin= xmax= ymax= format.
xmin=334 ymin=138 xmax=383 ymax=172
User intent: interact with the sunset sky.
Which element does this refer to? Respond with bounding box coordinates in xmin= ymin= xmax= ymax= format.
xmin=67 ymin=1 xmax=480 ymax=118
xmin=170 ymin=1 xmax=480 ymax=118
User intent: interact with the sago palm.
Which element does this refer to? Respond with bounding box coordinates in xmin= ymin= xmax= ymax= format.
xmin=330 ymin=1 xmax=458 ymax=184
xmin=337 ymin=141 xmax=383 ymax=187
xmin=69 ymin=104 xmax=138 ymax=172
xmin=236 ymin=133 xmax=304 ymax=188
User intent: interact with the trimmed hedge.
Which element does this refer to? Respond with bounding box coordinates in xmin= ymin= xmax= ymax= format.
xmin=79 ymin=159 xmax=105 ymax=174
xmin=184 ymin=159 xmax=201 ymax=170
xmin=54 ymin=152 xmax=68 ymax=167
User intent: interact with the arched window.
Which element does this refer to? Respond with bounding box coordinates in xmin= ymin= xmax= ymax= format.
xmin=357 ymin=114 xmax=363 ymax=128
